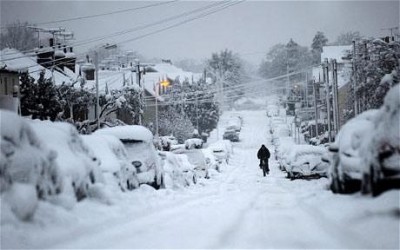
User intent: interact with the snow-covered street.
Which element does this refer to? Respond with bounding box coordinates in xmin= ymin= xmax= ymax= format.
xmin=2 ymin=110 xmax=399 ymax=249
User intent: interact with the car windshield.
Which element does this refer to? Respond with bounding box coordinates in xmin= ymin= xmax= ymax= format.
xmin=122 ymin=140 xmax=152 ymax=162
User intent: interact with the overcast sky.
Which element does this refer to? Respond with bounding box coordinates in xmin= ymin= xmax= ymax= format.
xmin=1 ymin=1 xmax=399 ymax=66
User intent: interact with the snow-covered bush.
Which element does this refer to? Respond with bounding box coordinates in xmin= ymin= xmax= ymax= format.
xmin=0 ymin=111 xmax=62 ymax=220
xmin=81 ymin=134 xmax=139 ymax=191
xmin=30 ymin=120 xmax=102 ymax=202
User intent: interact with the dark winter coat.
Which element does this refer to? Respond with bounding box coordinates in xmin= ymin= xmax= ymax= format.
xmin=257 ymin=145 xmax=270 ymax=160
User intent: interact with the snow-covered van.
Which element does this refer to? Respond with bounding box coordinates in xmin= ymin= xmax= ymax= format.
xmin=95 ymin=125 xmax=163 ymax=189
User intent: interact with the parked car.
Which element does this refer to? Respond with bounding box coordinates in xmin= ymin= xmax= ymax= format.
xmin=208 ymin=140 xmax=232 ymax=164
xmin=172 ymin=148 xmax=209 ymax=178
xmin=158 ymin=151 xmax=197 ymax=188
xmin=328 ymin=109 xmax=379 ymax=193
xmin=361 ymin=85 xmax=400 ymax=196
xmin=159 ymin=135 xmax=178 ymax=151
xmin=226 ymin=116 xmax=242 ymax=132
xmin=185 ymin=138 xmax=203 ymax=149
xmin=95 ymin=125 xmax=163 ymax=189
xmin=223 ymin=129 xmax=239 ymax=142
xmin=81 ymin=134 xmax=139 ymax=191
xmin=285 ymin=145 xmax=328 ymax=180
xmin=0 ymin=111 xmax=62 ymax=205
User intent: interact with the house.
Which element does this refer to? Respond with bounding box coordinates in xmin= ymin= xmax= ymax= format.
xmin=1 ymin=48 xmax=78 ymax=114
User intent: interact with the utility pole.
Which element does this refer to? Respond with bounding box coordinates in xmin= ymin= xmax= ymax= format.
xmin=135 ymin=59 xmax=143 ymax=125
xmin=352 ymin=40 xmax=359 ymax=116
xmin=155 ymin=82 xmax=159 ymax=139
xmin=305 ymin=71 xmax=309 ymax=108
xmin=331 ymin=60 xmax=338 ymax=135
xmin=313 ymin=79 xmax=319 ymax=138
xmin=323 ymin=59 xmax=332 ymax=143
xmin=95 ymin=51 xmax=100 ymax=130
xmin=333 ymin=59 xmax=340 ymax=132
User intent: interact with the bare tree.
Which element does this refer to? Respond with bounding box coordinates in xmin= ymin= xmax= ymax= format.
xmin=0 ymin=21 xmax=37 ymax=51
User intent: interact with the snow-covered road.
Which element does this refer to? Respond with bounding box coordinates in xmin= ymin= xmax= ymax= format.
xmin=2 ymin=110 xmax=399 ymax=249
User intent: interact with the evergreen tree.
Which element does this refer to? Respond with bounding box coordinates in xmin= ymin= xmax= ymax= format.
xmin=344 ymin=38 xmax=400 ymax=119
xmin=0 ymin=21 xmax=37 ymax=51
xmin=20 ymin=71 xmax=62 ymax=121
xmin=311 ymin=31 xmax=328 ymax=64
xmin=158 ymin=106 xmax=195 ymax=144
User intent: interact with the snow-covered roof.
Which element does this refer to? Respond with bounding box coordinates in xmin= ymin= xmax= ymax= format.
xmin=142 ymin=63 xmax=203 ymax=97
xmin=321 ymin=45 xmax=352 ymax=64
xmin=0 ymin=48 xmax=74 ymax=85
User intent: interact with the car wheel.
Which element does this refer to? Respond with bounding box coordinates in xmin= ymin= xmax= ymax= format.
xmin=330 ymin=173 xmax=340 ymax=193
xmin=361 ymin=171 xmax=371 ymax=195
xmin=370 ymin=165 xmax=381 ymax=197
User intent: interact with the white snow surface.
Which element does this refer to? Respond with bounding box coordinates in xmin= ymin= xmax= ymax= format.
xmin=1 ymin=110 xmax=399 ymax=249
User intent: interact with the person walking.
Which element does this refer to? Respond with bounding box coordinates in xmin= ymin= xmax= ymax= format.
xmin=257 ymin=144 xmax=271 ymax=174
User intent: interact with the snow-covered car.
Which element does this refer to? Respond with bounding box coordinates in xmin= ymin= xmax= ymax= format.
xmin=81 ymin=134 xmax=139 ymax=191
xmin=208 ymin=140 xmax=232 ymax=164
xmin=30 ymin=120 xmax=102 ymax=202
xmin=226 ymin=116 xmax=242 ymax=132
xmin=185 ymin=138 xmax=203 ymax=149
xmin=159 ymin=135 xmax=178 ymax=151
xmin=275 ymin=137 xmax=295 ymax=170
xmin=223 ymin=129 xmax=239 ymax=142
xmin=361 ymin=85 xmax=400 ymax=196
xmin=172 ymin=148 xmax=209 ymax=177
xmin=201 ymin=148 xmax=220 ymax=172
xmin=328 ymin=109 xmax=379 ymax=194
xmin=285 ymin=145 xmax=329 ymax=180
xmin=95 ymin=125 xmax=163 ymax=189
xmin=159 ymin=151 xmax=197 ymax=188
xmin=0 ymin=111 xmax=62 ymax=220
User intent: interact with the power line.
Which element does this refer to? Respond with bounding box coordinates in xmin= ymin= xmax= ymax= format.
xmin=2 ymin=1 xmax=233 ymax=61
xmin=0 ymin=1 xmax=179 ymax=29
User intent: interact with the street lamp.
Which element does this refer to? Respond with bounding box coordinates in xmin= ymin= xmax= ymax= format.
xmin=155 ymin=78 xmax=170 ymax=138
xmin=95 ymin=43 xmax=117 ymax=130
